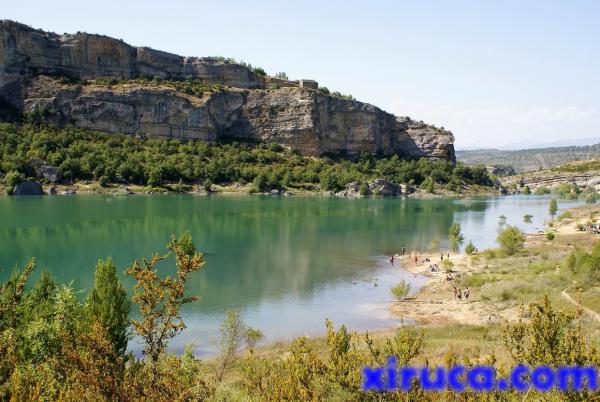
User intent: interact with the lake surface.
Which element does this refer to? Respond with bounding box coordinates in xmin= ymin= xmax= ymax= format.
xmin=0 ymin=194 xmax=581 ymax=356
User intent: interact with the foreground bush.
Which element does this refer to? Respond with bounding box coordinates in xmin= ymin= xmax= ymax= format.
xmin=1 ymin=233 xmax=599 ymax=400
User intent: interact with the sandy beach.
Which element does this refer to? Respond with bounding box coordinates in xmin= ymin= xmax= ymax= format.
xmin=389 ymin=207 xmax=595 ymax=327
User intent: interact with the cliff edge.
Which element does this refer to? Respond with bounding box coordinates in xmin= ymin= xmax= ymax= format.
xmin=0 ymin=21 xmax=455 ymax=160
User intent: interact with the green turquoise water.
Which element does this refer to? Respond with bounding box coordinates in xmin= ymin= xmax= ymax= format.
xmin=0 ymin=194 xmax=580 ymax=356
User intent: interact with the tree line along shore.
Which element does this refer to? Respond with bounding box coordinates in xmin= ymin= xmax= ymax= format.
xmin=0 ymin=123 xmax=494 ymax=197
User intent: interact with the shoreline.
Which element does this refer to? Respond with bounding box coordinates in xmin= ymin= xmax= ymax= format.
xmin=2 ymin=180 xmax=500 ymax=199
xmin=389 ymin=203 xmax=597 ymax=327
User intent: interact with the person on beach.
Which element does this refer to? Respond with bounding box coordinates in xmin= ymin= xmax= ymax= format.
xmin=452 ymin=286 xmax=458 ymax=300
xmin=401 ymin=246 xmax=406 ymax=255
xmin=457 ymin=289 xmax=462 ymax=301
xmin=389 ymin=255 xmax=394 ymax=265
xmin=447 ymin=252 xmax=450 ymax=258
xmin=440 ymin=252 xmax=444 ymax=261
xmin=464 ymin=287 xmax=470 ymax=301
xmin=414 ymin=255 xmax=418 ymax=264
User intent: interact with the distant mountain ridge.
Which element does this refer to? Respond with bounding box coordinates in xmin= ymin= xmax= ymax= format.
xmin=456 ymin=143 xmax=600 ymax=172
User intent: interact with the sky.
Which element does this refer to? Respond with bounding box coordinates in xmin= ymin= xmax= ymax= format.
xmin=4 ymin=0 xmax=600 ymax=149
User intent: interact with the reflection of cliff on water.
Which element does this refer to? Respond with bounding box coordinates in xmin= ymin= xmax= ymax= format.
xmin=0 ymin=195 xmax=481 ymax=314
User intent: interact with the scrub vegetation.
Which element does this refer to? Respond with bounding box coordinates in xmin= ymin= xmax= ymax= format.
xmin=0 ymin=123 xmax=492 ymax=194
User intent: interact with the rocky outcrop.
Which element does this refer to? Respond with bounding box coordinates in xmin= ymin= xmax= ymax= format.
xmin=29 ymin=157 xmax=61 ymax=182
xmin=335 ymin=179 xmax=404 ymax=197
xmin=501 ymin=171 xmax=600 ymax=192
xmin=9 ymin=76 xmax=455 ymax=159
xmin=0 ymin=21 xmax=456 ymax=161
xmin=0 ymin=20 xmax=263 ymax=88
xmin=13 ymin=180 xmax=44 ymax=195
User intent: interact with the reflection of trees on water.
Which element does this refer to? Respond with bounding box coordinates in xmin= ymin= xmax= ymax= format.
xmin=0 ymin=196 xmax=488 ymax=314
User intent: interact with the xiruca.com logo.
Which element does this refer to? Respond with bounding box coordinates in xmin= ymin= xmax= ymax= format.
xmin=362 ymin=358 xmax=598 ymax=392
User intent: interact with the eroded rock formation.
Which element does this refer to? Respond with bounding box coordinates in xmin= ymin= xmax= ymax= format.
xmin=0 ymin=20 xmax=456 ymax=160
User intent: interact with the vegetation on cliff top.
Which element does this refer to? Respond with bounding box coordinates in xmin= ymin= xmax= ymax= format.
xmin=0 ymin=123 xmax=491 ymax=194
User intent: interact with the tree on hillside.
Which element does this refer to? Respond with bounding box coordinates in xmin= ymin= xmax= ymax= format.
xmin=86 ymin=258 xmax=131 ymax=356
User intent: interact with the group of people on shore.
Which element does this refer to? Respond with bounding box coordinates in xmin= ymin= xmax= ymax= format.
xmin=452 ymin=286 xmax=469 ymax=302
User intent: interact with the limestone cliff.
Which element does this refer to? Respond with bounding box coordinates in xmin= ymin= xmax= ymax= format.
xmin=0 ymin=21 xmax=455 ymax=160
xmin=0 ymin=20 xmax=263 ymax=87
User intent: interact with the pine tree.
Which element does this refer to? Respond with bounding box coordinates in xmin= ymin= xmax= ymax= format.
xmin=86 ymin=258 xmax=131 ymax=356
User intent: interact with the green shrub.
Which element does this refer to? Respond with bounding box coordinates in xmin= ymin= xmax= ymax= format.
xmin=498 ymin=288 xmax=515 ymax=301
xmin=546 ymin=231 xmax=555 ymax=241
xmin=522 ymin=185 xmax=531 ymax=195
xmin=497 ymin=225 xmax=526 ymax=255
xmin=390 ymin=280 xmax=411 ymax=300
xmin=441 ymin=259 xmax=454 ymax=272
xmin=98 ymin=175 xmax=110 ymax=187
xmin=549 ymin=198 xmax=558 ymax=217
xmin=523 ymin=214 xmax=533 ymax=223
xmin=585 ymin=191 xmax=597 ymax=204
xmin=421 ymin=177 xmax=435 ymax=193
xmin=358 ymin=182 xmax=369 ymax=196
xmin=252 ymin=173 xmax=269 ymax=192
xmin=534 ymin=186 xmax=551 ymax=195
xmin=557 ymin=211 xmax=572 ymax=221
xmin=253 ymin=67 xmax=267 ymax=76
xmin=464 ymin=241 xmax=476 ymax=255
xmin=448 ymin=222 xmax=464 ymax=242
xmin=203 ymin=179 xmax=213 ymax=192
xmin=3 ymin=170 xmax=23 ymax=194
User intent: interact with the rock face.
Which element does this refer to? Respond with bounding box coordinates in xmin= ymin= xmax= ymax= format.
xmin=29 ymin=157 xmax=61 ymax=182
xmin=0 ymin=20 xmax=263 ymax=88
xmin=0 ymin=21 xmax=456 ymax=161
xmin=335 ymin=179 xmax=403 ymax=197
xmin=501 ymin=171 xmax=600 ymax=192
xmin=12 ymin=180 xmax=44 ymax=195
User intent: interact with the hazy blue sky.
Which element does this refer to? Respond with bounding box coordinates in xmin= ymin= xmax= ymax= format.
xmin=4 ymin=0 xmax=599 ymax=149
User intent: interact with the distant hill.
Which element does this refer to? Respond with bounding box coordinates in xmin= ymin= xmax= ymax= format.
xmin=456 ymin=144 xmax=600 ymax=172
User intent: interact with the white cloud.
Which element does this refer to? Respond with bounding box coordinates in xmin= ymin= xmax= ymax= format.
xmin=389 ymin=98 xmax=600 ymax=149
